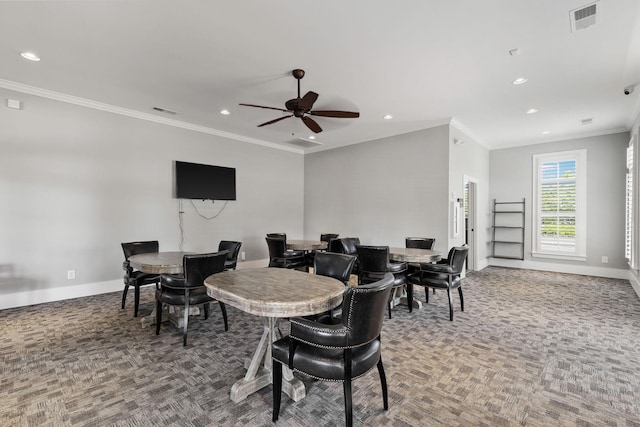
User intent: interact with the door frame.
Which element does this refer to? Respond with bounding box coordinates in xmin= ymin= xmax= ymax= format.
xmin=464 ymin=175 xmax=479 ymax=271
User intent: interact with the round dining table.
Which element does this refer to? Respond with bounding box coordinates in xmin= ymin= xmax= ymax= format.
xmin=205 ymin=267 xmax=344 ymax=403
xmin=388 ymin=247 xmax=442 ymax=310
xmin=286 ymin=239 xmax=327 ymax=251
xmin=127 ymin=251 xmax=192 ymax=327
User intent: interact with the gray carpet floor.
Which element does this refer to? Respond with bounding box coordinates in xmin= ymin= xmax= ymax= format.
xmin=2 ymin=267 xmax=640 ymax=426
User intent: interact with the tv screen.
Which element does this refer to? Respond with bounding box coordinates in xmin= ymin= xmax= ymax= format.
xmin=174 ymin=161 xmax=236 ymax=200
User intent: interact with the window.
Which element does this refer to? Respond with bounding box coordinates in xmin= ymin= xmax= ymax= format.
xmin=626 ymin=135 xmax=638 ymax=269
xmin=626 ymin=142 xmax=633 ymax=262
xmin=532 ymin=150 xmax=587 ymax=261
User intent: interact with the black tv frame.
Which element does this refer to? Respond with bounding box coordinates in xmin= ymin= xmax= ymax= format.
xmin=174 ymin=161 xmax=236 ymax=201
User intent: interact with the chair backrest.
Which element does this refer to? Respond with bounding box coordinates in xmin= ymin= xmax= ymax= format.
xmin=267 ymin=233 xmax=287 ymax=241
xmin=320 ymin=233 xmax=339 ymax=243
xmin=339 ymin=272 xmax=394 ymax=346
xmin=447 ymin=246 xmax=469 ymax=274
xmin=328 ymin=238 xmax=344 ymax=253
xmin=218 ymin=240 xmax=242 ymax=263
xmin=356 ymin=245 xmax=389 ymax=274
xmin=266 ymin=236 xmax=287 ymax=258
xmin=405 ymin=237 xmax=435 ymax=250
xmin=183 ymin=251 xmax=227 ymax=288
xmin=313 ymin=252 xmax=356 ymax=285
xmin=340 ymin=237 xmax=361 ymax=256
xmin=121 ymin=241 xmax=159 ymax=260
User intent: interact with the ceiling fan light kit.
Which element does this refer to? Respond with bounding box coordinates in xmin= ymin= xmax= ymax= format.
xmin=240 ymin=69 xmax=359 ymax=133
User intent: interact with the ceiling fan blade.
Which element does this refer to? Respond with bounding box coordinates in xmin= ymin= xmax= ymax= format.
xmin=257 ymin=115 xmax=293 ymax=127
xmin=239 ymin=103 xmax=290 ymax=113
xmin=310 ymin=110 xmax=360 ymax=118
xmin=299 ymin=91 xmax=319 ymax=110
xmin=302 ymin=116 xmax=323 ymax=133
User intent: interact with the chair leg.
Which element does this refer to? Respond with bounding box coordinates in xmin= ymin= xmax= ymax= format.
xmin=447 ymin=288 xmax=454 ymax=321
xmin=218 ymin=302 xmax=229 ymax=331
xmin=377 ymin=357 xmax=389 ymax=410
xmin=134 ymin=286 xmax=140 ymax=317
xmin=344 ymin=349 xmax=353 ymax=427
xmin=425 ymin=287 xmax=429 ymax=304
xmin=387 ymin=301 xmax=392 ymax=319
xmin=406 ymin=283 xmax=413 ymax=313
xmin=155 ymin=299 xmax=162 ymax=336
xmin=272 ymin=361 xmax=282 ymax=422
xmin=203 ymin=302 xmax=209 ymax=319
xmin=458 ymin=286 xmax=464 ymax=312
xmin=343 ymin=377 xmax=353 ymax=427
xmin=183 ymin=297 xmax=190 ymax=346
xmin=121 ymin=284 xmax=129 ymax=309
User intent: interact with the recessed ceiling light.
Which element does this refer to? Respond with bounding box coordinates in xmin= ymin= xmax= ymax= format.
xmin=383 ymin=114 xmax=393 ymax=120
xmin=20 ymin=51 xmax=40 ymax=62
xmin=542 ymin=130 xmax=551 ymax=135
xmin=526 ymin=108 xmax=539 ymax=114
xmin=308 ymin=135 xmax=316 ymax=140
xmin=220 ymin=109 xmax=230 ymax=115
xmin=512 ymin=77 xmax=528 ymax=85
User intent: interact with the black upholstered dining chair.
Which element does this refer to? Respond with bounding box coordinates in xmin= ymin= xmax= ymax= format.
xmin=355 ymin=245 xmax=408 ymax=318
xmin=121 ymin=240 xmax=160 ymax=317
xmin=320 ymin=233 xmax=339 ymax=245
xmin=405 ymin=237 xmax=436 ymax=250
xmin=272 ymin=272 xmax=394 ymax=427
xmin=311 ymin=252 xmax=357 ymax=321
xmin=406 ymin=245 xmax=469 ymax=321
xmin=266 ymin=237 xmax=305 ymax=270
xmin=405 ymin=237 xmax=437 ymax=276
xmin=155 ymin=251 xmax=228 ymax=346
xmin=338 ymin=237 xmax=361 ymax=275
xmin=314 ymin=252 xmax=356 ymax=286
xmin=218 ymin=240 xmax=242 ymax=270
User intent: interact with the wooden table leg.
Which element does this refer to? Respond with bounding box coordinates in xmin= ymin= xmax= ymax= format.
xmin=230 ymin=318 xmax=306 ymax=403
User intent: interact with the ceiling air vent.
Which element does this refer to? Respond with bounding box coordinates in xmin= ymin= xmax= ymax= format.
xmin=286 ymin=138 xmax=323 ymax=149
xmin=570 ymin=1 xmax=598 ymax=33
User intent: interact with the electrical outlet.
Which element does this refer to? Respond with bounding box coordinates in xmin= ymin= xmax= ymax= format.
xmin=601 ymin=256 xmax=608 ymax=264
xmin=241 ymin=251 xmax=246 ymax=261
xmin=67 ymin=270 xmax=76 ymax=280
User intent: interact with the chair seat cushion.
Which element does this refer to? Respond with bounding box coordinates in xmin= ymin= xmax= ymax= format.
xmin=407 ymin=273 xmax=461 ymax=289
xmin=156 ymin=285 xmax=213 ymax=306
xmin=272 ymin=336 xmax=381 ymax=381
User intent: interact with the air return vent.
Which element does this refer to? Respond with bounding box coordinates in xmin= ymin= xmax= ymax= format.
xmin=570 ymin=1 xmax=598 ymax=33
xmin=286 ymin=138 xmax=323 ymax=148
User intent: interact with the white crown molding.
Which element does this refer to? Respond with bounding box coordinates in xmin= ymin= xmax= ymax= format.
xmin=0 ymin=79 xmax=303 ymax=154
xmin=489 ymin=127 xmax=631 ymax=150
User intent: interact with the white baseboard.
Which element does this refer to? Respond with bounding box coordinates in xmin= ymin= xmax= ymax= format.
xmin=0 ymin=279 xmax=124 ymax=310
xmin=0 ymin=258 xmax=270 ymax=311
xmin=488 ymin=257 xmax=630 ymax=280
xmin=628 ymin=270 xmax=640 ymax=299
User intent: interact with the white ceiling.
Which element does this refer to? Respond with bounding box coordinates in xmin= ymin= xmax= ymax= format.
xmin=2 ymin=0 xmax=640 ymax=153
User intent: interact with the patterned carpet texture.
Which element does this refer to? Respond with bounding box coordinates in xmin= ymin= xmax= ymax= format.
xmin=2 ymin=267 xmax=640 ymax=426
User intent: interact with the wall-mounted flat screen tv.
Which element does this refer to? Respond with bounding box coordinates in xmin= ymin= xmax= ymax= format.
xmin=174 ymin=161 xmax=236 ymax=200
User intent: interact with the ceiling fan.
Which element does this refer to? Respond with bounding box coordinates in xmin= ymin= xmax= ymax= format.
xmin=239 ymin=69 xmax=359 ymax=133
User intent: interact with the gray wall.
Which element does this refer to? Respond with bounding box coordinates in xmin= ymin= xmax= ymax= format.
xmin=0 ymin=89 xmax=303 ymax=296
xmin=304 ymin=126 xmax=451 ymax=250
xmin=489 ymin=132 xmax=629 ymax=269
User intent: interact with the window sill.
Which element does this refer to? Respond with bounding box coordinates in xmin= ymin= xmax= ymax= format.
xmin=531 ymin=252 xmax=587 ymax=262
